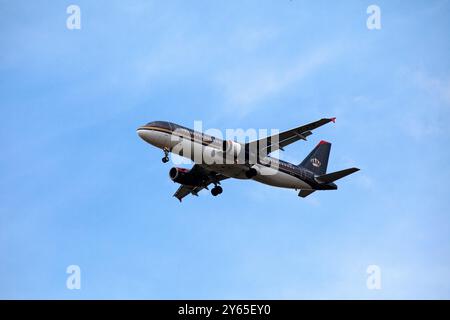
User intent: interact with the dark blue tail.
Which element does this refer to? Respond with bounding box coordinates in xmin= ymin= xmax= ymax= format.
xmin=299 ymin=140 xmax=331 ymax=175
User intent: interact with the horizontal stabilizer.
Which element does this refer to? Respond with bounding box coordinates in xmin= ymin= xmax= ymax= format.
xmin=298 ymin=190 xmax=316 ymax=198
xmin=315 ymin=168 xmax=360 ymax=184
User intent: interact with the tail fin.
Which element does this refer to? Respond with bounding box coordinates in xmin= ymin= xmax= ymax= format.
xmin=299 ymin=140 xmax=331 ymax=175
xmin=315 ymin=168 xmax=360 ymax=184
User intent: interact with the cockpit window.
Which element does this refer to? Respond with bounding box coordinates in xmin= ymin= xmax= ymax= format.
xmin=146 ymin=121 xmax=171 ymax=130
xmin=170 ymin=123 xmax=190 ymax=131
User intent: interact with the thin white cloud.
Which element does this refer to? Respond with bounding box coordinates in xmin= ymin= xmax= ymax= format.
xmin=413 ymin=71 xmax=450 ymax=106
xmin=401 ymin=116 xmax=442 ymax=141
xmin=395 ymin=70 xmax=450 ymax=141
xmin=229 ymin=26 xmax=280 ymax=52
xmin=215 ymin=45 xmax=339 ymax=117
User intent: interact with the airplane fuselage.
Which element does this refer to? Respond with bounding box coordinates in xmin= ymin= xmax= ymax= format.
xmin=137 ymin=121 xmax=337 ymax=191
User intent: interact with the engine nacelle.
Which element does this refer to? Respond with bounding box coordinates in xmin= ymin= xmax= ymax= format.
xmin=223 ymin=140 xmax=243 ymax=157
xmin=245 ymin=165 xmax=260 ymax=179
xmin=169 ymin=167 xmax=198 ymax=186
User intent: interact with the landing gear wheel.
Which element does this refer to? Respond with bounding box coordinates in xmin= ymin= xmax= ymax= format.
xmin=162 ymin=147 xmax=170 ymax=163
xmin=211 ymin=186 xmax=223 ymax=196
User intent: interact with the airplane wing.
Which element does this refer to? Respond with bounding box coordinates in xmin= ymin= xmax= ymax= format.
xmin=246 ymin=117 xmax=336 ymax=155
xmin=173 ymin=164 xmax=229 ymax=202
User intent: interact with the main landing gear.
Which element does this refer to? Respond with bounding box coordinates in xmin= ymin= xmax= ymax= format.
xmin=162 ymin=147 xmax=169 ymax=163
xmin=211 ymin=185 xmax=223 ymax=197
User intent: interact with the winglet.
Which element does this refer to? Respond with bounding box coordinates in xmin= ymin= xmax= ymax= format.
xmin=318 ymin=140 xmax=330 ymax=146
xmin=330 ymin=117 xmax=336 ymax=123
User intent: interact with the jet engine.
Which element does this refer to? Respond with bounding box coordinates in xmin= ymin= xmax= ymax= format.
xmin=245 ymin=165 xmax=260 ymax=179
xmin=169 ymin=167 xmax=199 ymax=186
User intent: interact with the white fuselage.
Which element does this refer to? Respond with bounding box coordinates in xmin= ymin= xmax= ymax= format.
xmin=137 ymin=128 xmax=313 ymax=190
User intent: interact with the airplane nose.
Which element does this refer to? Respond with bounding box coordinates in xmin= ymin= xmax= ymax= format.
xmin=137 ymin=129 xmax=146 ymax=140
xmin=137 ymin=127 xmax=155 ymax=145
xmin=137 ymin=127 xmax=152 ymax=143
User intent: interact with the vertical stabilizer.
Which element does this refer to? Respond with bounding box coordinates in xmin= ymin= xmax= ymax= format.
xmin=299 ymin=140 xmax=331 ymax=175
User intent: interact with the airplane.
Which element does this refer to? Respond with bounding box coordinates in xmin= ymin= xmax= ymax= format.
xmin=137 ymin=118 xmax=359 ymax=202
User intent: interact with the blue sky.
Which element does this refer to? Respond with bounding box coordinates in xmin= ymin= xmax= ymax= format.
xmin=1 ymin=0 xmax=450 ymax=299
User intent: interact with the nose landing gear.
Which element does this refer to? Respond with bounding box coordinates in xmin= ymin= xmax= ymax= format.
xmin=162 ymin=147 xmax=170 ymax=163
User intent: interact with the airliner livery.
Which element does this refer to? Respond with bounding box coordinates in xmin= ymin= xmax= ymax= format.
xmin=137 ymin=118 xmax=359 ymax=202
